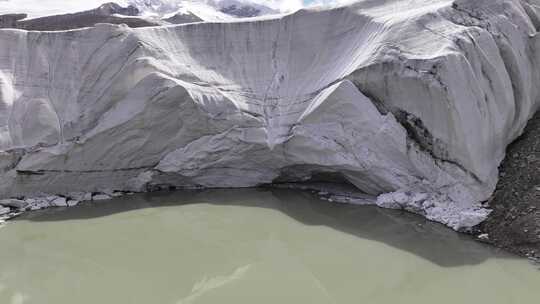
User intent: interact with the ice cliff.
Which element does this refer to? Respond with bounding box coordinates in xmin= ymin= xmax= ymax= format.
xmin=1 ymin=0 xmax=539 ymax=230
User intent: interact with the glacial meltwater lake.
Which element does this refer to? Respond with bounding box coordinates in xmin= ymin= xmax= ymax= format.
xmin=0 ymin=189 xmax=538 ymax=304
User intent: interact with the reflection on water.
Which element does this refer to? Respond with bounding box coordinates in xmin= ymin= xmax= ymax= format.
xmin=0 ymin=189 xmax=538 ymax=304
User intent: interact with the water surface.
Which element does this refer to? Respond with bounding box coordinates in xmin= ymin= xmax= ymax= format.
xmin=0 ymin=189 xmax=538 ymax=304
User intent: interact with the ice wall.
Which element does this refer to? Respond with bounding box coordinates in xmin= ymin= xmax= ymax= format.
xmin=1 ymin=0 xmax=539 ymax=229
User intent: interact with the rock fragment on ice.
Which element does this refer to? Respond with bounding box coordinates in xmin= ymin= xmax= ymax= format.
xmin=0 ymin=199 xmax=28 ymax=210
xmin=25 ymin=198 xmax=50 ymax=211
xmin=92 ymin=194 xmax=112 ymax=201
xmin=67 ymin=192 xmax=91 ymax=202
xmin=0 ymin=206 xmax=10 ymax=216
xmin=50 ymin=197 xmax=68 ymax=207
xmin=67 ymin=200 xmax=80 ymax=207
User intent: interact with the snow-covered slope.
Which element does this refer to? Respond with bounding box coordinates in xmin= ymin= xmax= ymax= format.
xmin=1 ymin=0 xmax=539 ymax=229
xmin=0 ymin=0 xmax=281 ymax=21
xmin=212 ymin=0 xmax=278 ymax=17
xmin=0 ymin=3 xmax=158 ymax=31
xmin=130 ymin=0 xmax=233 ymax=20
xmin=0 ymin=0 xmax=133 ymax=19
xmin=129 ymin=0 xmax=279 ymax=21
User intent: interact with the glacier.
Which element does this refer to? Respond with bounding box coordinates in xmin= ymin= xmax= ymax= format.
xmin=1 ymin=0 xmax=539 ymax=230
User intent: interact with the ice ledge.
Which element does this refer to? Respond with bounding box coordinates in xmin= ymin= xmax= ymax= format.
xmin=274 ymin=182 xmax=491 ymax=231
xmin=376 ymin=192 xmax=491 ymax=231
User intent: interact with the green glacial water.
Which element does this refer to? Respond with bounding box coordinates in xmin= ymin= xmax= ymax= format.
xmin=0 ymin=189 xmax=538 ymax=304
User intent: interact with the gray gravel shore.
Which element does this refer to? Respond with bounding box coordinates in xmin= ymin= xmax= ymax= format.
xmin=477 ymin=111 xmax=540 ymax=261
